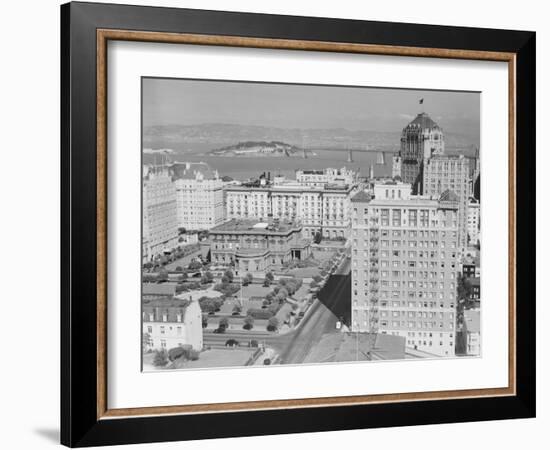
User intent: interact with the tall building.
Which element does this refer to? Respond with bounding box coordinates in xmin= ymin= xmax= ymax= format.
xmin=173 ymin=162 xmax=225 ymax=231
xmin=143 ymin=165 xmax=178 ymax=262
xmin=423 ymin=155 xmax=470 ymax=254
xmin=467 ymin=198 xmax=480 ymax=246
xmin=225 ymin=183 xmax=355 ymax=239
xmin=399 ymin=112 xmax=445 ymax=193
xmin=351 ymin=182 xmax=459 ymax=357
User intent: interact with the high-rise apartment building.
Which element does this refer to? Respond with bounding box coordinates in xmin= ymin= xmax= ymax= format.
xmin=173 ymin=162 xmax=225 ymax=231
xmin=423 ymin=155 xmax=470 ymax=254
xmin=399 ymin=112 xmax=445 ymax=194
xmin=142 ymin=165 xmax=179 ymax=261
xmin=351 ymin=182 xmax=459 ymax=357
xmin=467 ymin=198 xmax=480 ymax=246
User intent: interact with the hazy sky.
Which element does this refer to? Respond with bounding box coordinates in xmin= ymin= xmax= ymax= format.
xmin=143 ymin=78 xmax=480 ymax=137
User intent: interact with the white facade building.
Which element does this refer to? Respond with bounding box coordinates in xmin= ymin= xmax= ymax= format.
xmin=142 ymin=294 xmax=203 ymax=352
xmin=467 ymin=198 xmax=480 ymax=246
xmin=463 ymin=309 xmax=480 ymax=356
xmin=295 ymin=167 xmax=356 ymax=187
xmin=351 ymin=182 xmax=459 ymax=357
xmin=225 ymin=183 xmax=355 ymax=239
xmin=174 ymin=163 xmax=225 ymax=231
xmin=143 ymin=165 xmax=179 ymax=262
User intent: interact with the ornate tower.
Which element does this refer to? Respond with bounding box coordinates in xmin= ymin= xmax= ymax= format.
xmin=399 ymin=112 xmax=444 ymax=194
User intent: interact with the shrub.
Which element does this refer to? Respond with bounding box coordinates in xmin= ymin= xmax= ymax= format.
xmin=246 ymin=308 xmax=274 ymax=320
xmin=188 ymin=260 xmax=202 ymax=271
xmin=156 ymin=269 xmax=169 ymax=282
xmin=187 ymin=349 xmax=200 ymax=361
xmin=153 ymin=349 xmax=168 ymax=367
xmin=223 ymin=270 xmax=234 ymax=282
xmin=268 ymin=316 xmax=279 ymax=330
xmin=263 ymin=358 xmax=272 ymax=365
xmin=168 ymin=345 xmax=192 ymax=361
xmin=175 ymin=266 xmax=184 ymax=272
xmin=219 ymin=317 xmax=229 ymax=330
xmin=202 ymin=315 xmax=208 ymax=328
xmin=250 ymin=340 xmax=259 ymax=348
xmin=243 ymin=315 xmax=254 ymax=330
xmin=313 ymin=275 xmax=322 ymax=283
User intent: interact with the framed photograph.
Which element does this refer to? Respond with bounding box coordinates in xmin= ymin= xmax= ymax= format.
xmin=61 ymin=1 xmax=536 ymax=447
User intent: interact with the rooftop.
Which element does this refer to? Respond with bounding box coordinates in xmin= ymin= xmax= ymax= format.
xmin=405 ymin=112 xmax=440 ymax=130
xmin=210 ymin=218 xmax=300 ymax=234
xmin=351 ymin=191 xmax=372 ymax=203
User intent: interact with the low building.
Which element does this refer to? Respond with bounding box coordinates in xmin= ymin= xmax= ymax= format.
xmin=208 ymin=218 xmax=311 ymax=275
xmin=470 ymin=277 xmax=480 ymax=300
xmin=463 ymin=309 xmax=480 ymax=356
xmin=462 ymin=256 xmax=480 ymax=278
xmin=142 ymin=294 xmax=203 ymax=352
xmin=295 ymin=167 xmax=357 ymax=187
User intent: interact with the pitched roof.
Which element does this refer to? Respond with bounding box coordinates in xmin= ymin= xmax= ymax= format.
xmin=351 ymin=191 xmax=371 ymax=203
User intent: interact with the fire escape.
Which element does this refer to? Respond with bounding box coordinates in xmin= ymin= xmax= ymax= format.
xmin=368 ymin=214 xmax=380 ymax=340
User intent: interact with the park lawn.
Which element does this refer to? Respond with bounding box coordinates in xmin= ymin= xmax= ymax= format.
xmin=288 ymin=267 xmax=320 ymax=278
xmin=164 ymin=248 xmax=202 ymax=271
xmin=242 ymin=283 xmax=272 ymax=298
xmin=312 ymin=249 xmax=337 ymax=262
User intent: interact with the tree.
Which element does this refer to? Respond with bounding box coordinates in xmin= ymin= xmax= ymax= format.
xmin=243 ymin=272 xmax=253 ymax=286
xmin=223 ymin=270 xmax=234 ymax=283
xmin=267 ymin=316 xmax=279 ymax=332
xmin=219 ymin=317 xmax=229 ymax=330
xmin=313 ymin=275 xmax=322 ymax=283
xmin=156 ymin=269 xmax=169 ymax=282
xmin=313 ymin=231 xmax=322 ymax=244
xmin=188 ymin=260 xmax=202 ymax=271
xmin=243 ymin=315 xmax=254 ymax=330
xmin=142 ymin=332 xmax=150 ymax=350
xmin=201 ymin=271 xmax=214 ymax=284
xmin=457 ymin=274 xmax=473 ymax=303
xmin=143 ymin=262 xmax=153 ymax=270
xmin=202 ymin=315 xmax=208 ymax=329
xmin=310 ymin=280 xmax=318 ymax=288
xmin=153 ymin=349 xmax=168 ymax=367
xmin=232 ymin=304 xmax=242 ymax=315
xmin=178 ymin=271 xmax=188 ymax=282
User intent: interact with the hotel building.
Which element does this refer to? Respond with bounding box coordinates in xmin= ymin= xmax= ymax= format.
xmin=351 ymin=182 xmax=459 ymax=357
xmin=225 ymin=183 xmax=355 ymax=239
xmin=208 ymin=218 xmax=311 ymax=274
xmin=142 ymin=165 xmax=179 ymax=262
xmin=173 ymin=162 xmax=225 ymax=231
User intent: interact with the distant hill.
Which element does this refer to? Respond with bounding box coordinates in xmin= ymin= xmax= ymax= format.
xmin=143 ymin=123 xmax=479 ymax=156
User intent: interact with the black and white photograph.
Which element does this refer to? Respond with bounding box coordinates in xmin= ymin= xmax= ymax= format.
xmin=141 ymin=78 xmax=481 ymax=371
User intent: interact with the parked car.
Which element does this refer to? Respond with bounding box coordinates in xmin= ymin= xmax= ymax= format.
xmin=225 ymin=339 xmax=239 ymax=347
